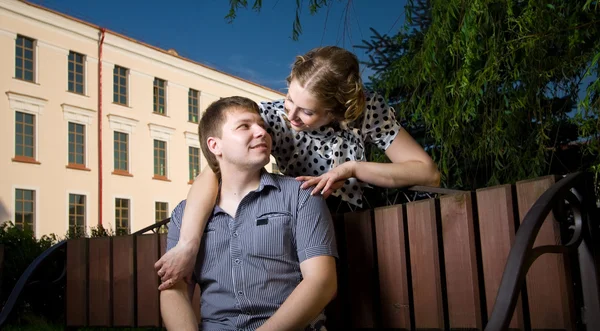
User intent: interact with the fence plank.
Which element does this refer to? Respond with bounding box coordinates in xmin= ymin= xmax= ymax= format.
xmin=66 ymin=238 xmax=87 ymax=326
xmin=516 ymin=176 xmax=575 ymax=330
xmin=88 ymin=237 xmax=111 ymax=326
xmin=476 ymin=185 xmax=525 ymax=330
xmin=344 ymin=210 xmax=377 ymax=328
xmin=113 ymin=236 xmax=134 ymax=326
xmin=374 ymin=205 xmax=411 ymax=330
xmin=136 ymin=234 xmax=160 ymax=327
xmin=440 ymin=193 xmax=482 ymax=330
xmin=325 ymin=213 xmax=348 ymax=329
xmin=406 ymin=199 xmax=444 ymax=330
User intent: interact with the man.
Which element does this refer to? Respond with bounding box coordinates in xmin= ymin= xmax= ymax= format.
xmin=160 ymin=96 xmax=338 ymax=331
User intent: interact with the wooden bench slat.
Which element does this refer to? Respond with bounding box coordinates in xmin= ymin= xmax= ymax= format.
xmin=136 ymin=234 xmax=160 ymax=327
xmin=113 ymin=236 xmax=134 ymax=326
xmin=516 ymin=176 xmax=575 ymax=330
xmin=344 ymin=210 xmax=377 ymax=328
xmin=440 ymin=193 xmax=482 ymax=330
xmin=66 ymin=238 xmax=87 ymax=326
xmin=88 ymin=237 xmax=111 ymax=326
xmin=406 ymin=199 xmax=444 ymax=330
xmin=374 ymin=205 xmax=411 ymax=329
xmin=476 ymin=184 xmax=525 ymax=330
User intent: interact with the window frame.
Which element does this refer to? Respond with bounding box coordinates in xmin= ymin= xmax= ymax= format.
xmin=13 ymin=187 xmax=37 ymax=235
xmin=113 ymin=65 xmax=129 ymax=106
xmin=153 ymin=78 xmax=167 ymax=115
xmin=68 ymin=122 xmax=86 ymax=168
xmin=68 ymin=193 xmax=87 ymax=236
xmin=115 ymin=197 xmax=131 ymax=235
xmin=153 ymin=139 xmax=168 ymax=180
xmin=188 ymin=89 xmax=199 ymax=123
xmin=15 ymin=35 xmax=36 ymax=83
xmin=68 ymin=51 xmax=86 ymax=95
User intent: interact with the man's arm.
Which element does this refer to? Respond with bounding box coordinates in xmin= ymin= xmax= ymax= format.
xmin=160 ymin=280 xmax=198 ymax=331
xmin=257 ymin=255 xmax=337 ymax=331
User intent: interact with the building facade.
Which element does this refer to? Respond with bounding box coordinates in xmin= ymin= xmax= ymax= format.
xmin=0 ymin=0 xmax=284 ymax=237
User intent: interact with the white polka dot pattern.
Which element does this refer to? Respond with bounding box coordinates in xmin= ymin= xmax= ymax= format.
xmin=259 ymin=91 xmax=401 ymax=207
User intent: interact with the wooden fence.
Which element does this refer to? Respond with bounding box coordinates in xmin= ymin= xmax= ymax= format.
xmin=65 ymin=175 xmax=582 ymax=330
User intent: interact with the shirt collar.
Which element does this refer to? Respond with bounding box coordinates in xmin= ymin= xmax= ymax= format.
xmin=212 ymin=169 xmax=281 ymax=216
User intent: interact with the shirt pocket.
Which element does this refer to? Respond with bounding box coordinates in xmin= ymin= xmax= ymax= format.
xmin=252 ymin=212 xmax=293 ymax=258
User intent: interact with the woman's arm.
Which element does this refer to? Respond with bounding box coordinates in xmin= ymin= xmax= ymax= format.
xmin=297 ymin=128 xmax=440 ymax=195
xmin=154 ymin=167 xmax=219 ymax=290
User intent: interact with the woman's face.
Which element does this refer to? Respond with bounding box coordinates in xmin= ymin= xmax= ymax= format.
xmin=284 ymin=79 xmax=335 ymax=131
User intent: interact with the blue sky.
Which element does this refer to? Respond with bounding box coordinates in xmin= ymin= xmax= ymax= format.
xmin=29 ymin=0 xmax=408 ymax=93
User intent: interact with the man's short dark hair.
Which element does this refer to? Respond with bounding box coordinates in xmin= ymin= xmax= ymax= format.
xmin=198 ymin=96 xmax=261 ymax=177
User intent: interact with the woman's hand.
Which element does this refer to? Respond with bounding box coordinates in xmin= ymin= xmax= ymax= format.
xmin=295 ymin=161 xmax=356 ymax=197
xmin=155 ymin=241 xmax=197 ymax=290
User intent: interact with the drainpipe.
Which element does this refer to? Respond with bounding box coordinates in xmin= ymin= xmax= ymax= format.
xmin=98 ymin=28 xmax=106 ymax=226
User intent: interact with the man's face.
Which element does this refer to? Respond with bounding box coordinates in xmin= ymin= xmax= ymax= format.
xmin=212 ymin=108 xmax=272 ymax=171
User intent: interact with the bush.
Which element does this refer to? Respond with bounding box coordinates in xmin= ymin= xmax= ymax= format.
xmin=0 ymin=222 xmax=63 ymax=326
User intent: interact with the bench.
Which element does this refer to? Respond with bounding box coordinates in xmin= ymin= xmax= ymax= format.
xmin=62 ymin=172 xmax=600 ymax=330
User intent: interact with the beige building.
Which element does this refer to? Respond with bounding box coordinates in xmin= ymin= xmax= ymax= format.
xmin=0 ymin=0 xmax=285 ymax=238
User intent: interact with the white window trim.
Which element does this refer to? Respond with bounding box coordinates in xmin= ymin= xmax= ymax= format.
xmin=34 ymin=39 xmax=39 ymax=84
xmin=66 ymin=191 xmax=89 ymax=236
xmin=108 ymin=114 xmax=138 ymax=134
xmin=148 ymin=123 xmax=175 ymax=142
xmin=12 ymin=185 xmax=40 ymax=238
xmin=113 ymin=196 xmax=133 ymax=234
xmin=184 ymin=131 xmax=200 ymax=148
xmin=63 ymin=104 xmax=95 ymax=168
xmin=7 ymin=92 xmax=46 ymax=161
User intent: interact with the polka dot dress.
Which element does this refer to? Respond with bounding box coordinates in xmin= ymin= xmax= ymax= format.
xmin=259 ymin=91 xmax=401 ymax=207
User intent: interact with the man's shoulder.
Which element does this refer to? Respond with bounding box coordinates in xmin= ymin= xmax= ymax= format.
xmin=264 ymin=173 xmax=327 ymax=208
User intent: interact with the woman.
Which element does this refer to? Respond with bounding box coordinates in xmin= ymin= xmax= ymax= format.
xmin=155 ymin=46 xmax=440 ymax=289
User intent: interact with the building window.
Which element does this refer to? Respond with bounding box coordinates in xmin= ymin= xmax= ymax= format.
xmin=15 ymin=112 xmax=35 ymax=161
xmin=68 ymin=51 xmax=85 ymax=94
xmin=153 ymin=140 xmax=167 ymax=179
xmin=68 ymin=122 xmax=85 ymax=167
xmin=15 ymin=35 xmax=35 ymax=82
xmin=68 ymin=194 xmax=86 ymax=237
xmin=113 ymin=66 xmax=128 ymax=105
xmin=115 ymin=198 xmax=130 ymax=235
xmin=15 ymin=189 xmax=35 ymax=233
xmin=114 ymin=131 xmax=129 ymax=174
xmin=188 ymin=89 xmax=199 ymax=123
xmin=153 ymin=78 xmax=166 ymax=115
xmin=189 ymin=146 xmax=200 ymax=182
xmin=155 ymin=201 xmax=168 ymax=234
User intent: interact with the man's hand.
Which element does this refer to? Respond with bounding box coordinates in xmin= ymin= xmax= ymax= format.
xmin=155 ymin=241 xmax=197 ymax=290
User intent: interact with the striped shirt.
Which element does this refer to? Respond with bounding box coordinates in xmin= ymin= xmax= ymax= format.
xmin=167 ymin=171 xmax=338 ymax=331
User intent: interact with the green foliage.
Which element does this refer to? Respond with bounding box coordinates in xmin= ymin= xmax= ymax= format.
xmin=225 ymin=0 xmax=336 ymax=40
xmin=0 ymin=222 xmax=62 ymax=325
xmin=364 ymin=0 xmax=600 ymax=190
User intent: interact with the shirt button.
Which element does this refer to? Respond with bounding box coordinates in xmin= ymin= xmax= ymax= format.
xmin=233 ymin=232 xmax=239 ymax=237
xmin=238 ymin=290 xmax=243 ymax=295
xmin=234 ymin=259 xmax=241 ymax=264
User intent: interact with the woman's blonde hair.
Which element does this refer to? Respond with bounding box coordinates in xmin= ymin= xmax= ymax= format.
xmin=287 ymin=46 xmax=366 ymax=122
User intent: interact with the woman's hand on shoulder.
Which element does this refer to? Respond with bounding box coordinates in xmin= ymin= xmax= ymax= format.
xmin=296 ymin=161 xmax=356 ymax=197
